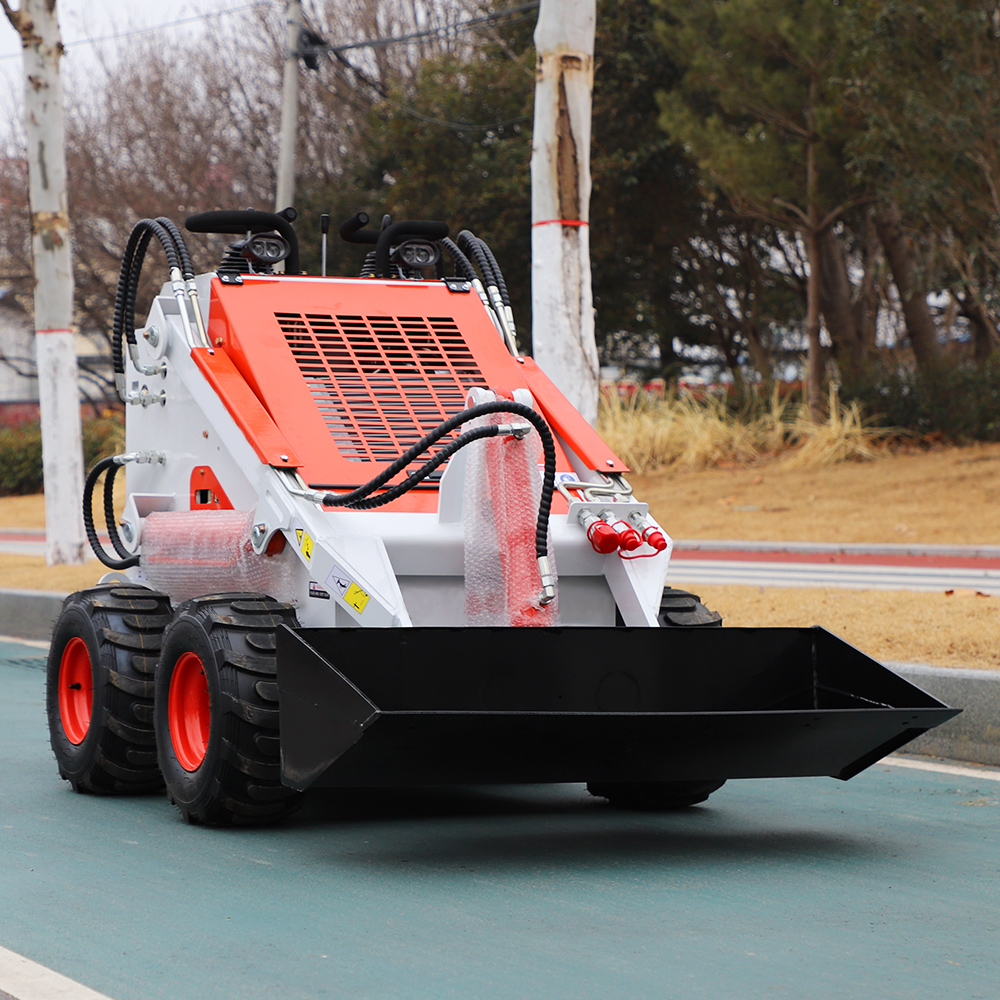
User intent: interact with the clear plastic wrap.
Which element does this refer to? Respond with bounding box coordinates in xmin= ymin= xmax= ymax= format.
xmin=140 ymin=510 xmax=294 ymax=604
xmin=463 ymin=388 xmax=557 ymax=626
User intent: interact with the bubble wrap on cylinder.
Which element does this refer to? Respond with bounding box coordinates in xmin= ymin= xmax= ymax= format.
xmin=463 ymin=390 xmax=557 ymax=626
xmin=140 ymin=510 xmax=294 ymax=603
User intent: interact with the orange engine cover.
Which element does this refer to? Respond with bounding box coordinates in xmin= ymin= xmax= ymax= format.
xmin=198 ymin=275 xmax=626 ymax=512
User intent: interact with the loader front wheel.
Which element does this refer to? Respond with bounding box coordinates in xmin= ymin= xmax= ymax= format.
xmin=47 ymin=585 xmax=172 ymax=794
xmin=155 ymin=594 xmax=301 ymax=826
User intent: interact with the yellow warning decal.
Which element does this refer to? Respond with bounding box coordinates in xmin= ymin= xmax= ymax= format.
xmin=295 ymin=528 xmax=303 ymax=546
xmin=300 ymin=531 xmax=313 ymax=561
xmin=344 ymin=583 xmax=370 ymax=613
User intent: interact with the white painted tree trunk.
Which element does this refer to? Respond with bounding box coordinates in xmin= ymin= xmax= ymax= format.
xmin=3 ymin=0 xmax=86 ymax=564
xmin=530 ymin=0 xmax=599 ymax=426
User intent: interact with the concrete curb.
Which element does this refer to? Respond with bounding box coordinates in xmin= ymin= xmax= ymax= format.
xmin=3 ymin=589 xmax=997 ymax=768
xmin=887 ymin=662 xmax=1000 ymax=768
xmin=0 ymin=589 xmax=66 ymax=643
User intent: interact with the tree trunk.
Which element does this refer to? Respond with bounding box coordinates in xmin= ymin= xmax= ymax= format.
xmin=804 ymin=228 xmax=824 ymax=422
xmin=874 ymin=202 xmax=941 ymax=370
xmin=958 ymin=288 xmax=1000 ymax=362
xmin=530 ymin=0 xmax=599 ymax=425
xmin=816 ymin=227 xmax=865 ymax=378
xmin=3 ymin=0 xmax=85 ymax=565
xmin=803 ymin=101 xmax=824 ymax=423
xmin=741 ymin=235 xmax=772 ymax=379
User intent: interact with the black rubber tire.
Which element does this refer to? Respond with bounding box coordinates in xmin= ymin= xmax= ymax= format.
xmin=657 ymin=587 xmax=723 ymax=627
xmin=154 ymin=594 xmax=301 ymax=826
xmin=587 ymin=778 xmax=727 ymax=810
xmin=46 ymin=585 xmax=172 ymax=794
xmin=594 ymin=587 xmax=725 ymax=809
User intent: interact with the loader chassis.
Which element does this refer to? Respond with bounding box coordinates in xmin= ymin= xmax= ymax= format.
xmin=46 ymin=210 xmax=958 ymax=825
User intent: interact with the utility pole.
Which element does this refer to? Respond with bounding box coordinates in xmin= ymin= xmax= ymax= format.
xmin=530 ymin=0 xmax=599 ymax=425
xmin=275 ymin=0 xmax=302 ymax=213
xmin=2 ymin=0 xmax=85 ymax=565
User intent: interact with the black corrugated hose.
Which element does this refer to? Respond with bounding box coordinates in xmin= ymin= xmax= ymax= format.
xmin=83 ymin=457 xmax=139 ymax=570
xmin=319 ymin=400 xmax=556 ymax=564
xmin=111 ymin=218 xmax=193 ymax=383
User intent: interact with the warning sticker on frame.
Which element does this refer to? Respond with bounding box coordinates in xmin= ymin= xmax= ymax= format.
xmin=344 ymin=583 xmax=370 ymax=614
xmin=325 ymin=562 xmax=370 ymax=614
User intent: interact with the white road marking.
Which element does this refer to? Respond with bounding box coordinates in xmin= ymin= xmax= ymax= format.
xmin=0 ymin=946 xmax=114 ymax=1000
xmin=670 ymin=558 xmax=999 ymax=594
xmin=884 ymin=756 xmax=1000 ymax=782
xmin=0 ymin=637 xmax=50 ymax=650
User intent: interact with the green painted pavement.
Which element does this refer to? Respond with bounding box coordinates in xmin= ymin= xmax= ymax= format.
xmin=1 ymin=641 xmax=997 ymax=1000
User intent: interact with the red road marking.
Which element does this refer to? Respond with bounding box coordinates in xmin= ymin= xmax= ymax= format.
xmin=673 ymin=548 xmax=1000 ymax=570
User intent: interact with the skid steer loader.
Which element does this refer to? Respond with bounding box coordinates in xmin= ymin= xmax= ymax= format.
xmin=46 ymin=208 xmax=958 ymax=825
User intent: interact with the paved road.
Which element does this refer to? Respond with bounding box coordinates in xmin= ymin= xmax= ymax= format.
xmin=2 ymin=641 xmax=998 ymax=1000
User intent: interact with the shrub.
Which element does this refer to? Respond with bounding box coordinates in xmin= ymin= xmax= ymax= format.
xmin=841 ymin=358 xmax=1000 ymax=442
xmin=0 ymin=412 xmax=125 ymax=497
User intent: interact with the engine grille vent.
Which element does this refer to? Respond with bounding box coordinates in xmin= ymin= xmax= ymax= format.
xmin=277 ymin=311 xmax=489 ymax=463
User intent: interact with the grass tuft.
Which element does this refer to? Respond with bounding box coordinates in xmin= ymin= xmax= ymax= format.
xmin=598 ymin=384 xmax=890 ymax=472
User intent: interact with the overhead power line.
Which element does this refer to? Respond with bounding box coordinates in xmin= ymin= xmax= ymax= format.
xmin=0 ymin=2 xmax=539 ymax=65
xmin=0 ymin=1 xmax=273 ymax=62
xmin=304 ymin=2 xmax=540 ymax=58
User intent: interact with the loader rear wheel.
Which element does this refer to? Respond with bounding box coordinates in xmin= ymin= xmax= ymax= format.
xmin=154 ymin=594 xmax=301 ymax=826
xmin=587 ymin=779 xmax=727 ymax=810
xmin=657 ymin=587 xmax=723 ymax=627
xmin=46 ymin=585 xmax=172 ymax=794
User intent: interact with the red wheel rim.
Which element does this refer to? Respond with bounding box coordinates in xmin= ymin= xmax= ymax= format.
xmin=58 ymin=637 xmax=93 ymax=745
xmin=168 ymin=652 xmax=211 ymax=771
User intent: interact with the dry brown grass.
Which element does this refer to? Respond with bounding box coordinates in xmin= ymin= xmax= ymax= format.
xmin=0 ymin=554 xmax=102 ymax=593
xmin=634 ymin=440 xmax=1000 ymax=545
xmin=598 ymin=385 xmax=890 ymax=473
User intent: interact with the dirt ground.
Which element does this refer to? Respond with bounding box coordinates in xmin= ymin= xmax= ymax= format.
xmin=631 ymin=440 xmax=1000 ymax=545
xmin=3 ymin=441 xmax=999 ymax=668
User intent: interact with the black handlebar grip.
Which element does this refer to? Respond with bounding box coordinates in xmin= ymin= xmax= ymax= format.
xmin=184 ymin=210 xmax=300 ymax=274
xmin=339 ymin=212 xmax=380 ymax=245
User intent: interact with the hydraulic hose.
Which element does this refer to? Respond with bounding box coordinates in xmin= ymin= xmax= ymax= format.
xmin=333 ymin=425 xmax=513 ymax=510
xmin=112 ymin=218 xmax=195 ymax=392
xmin=317 ymin=400 xmax=556 ymax=583
xmin=456 ymin=230 xmax=517 ymax=353
xmin=441 ymin=237 xmax=478 ymax=282
xmin=457 ymin=230 xmax=496 ymax=287
xmin=477 ymin=238 xmax=511 ymax=308
xmin=83 ymin=457 xmax=139 ymax=570
xmin=155 ymin=216 xmax=194 ymax=279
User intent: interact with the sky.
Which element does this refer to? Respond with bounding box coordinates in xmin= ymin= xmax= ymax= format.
xmin=0 ymin=0 xmax=274 ymax=112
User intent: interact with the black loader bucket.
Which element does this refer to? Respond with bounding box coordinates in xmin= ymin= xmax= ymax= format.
xmin=277 ymin=626 xmax=959 ymax=791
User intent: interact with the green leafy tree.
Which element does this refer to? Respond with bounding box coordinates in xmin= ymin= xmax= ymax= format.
xmin=302 ymin=3 xmax=733 ymax=374
xmin=848 ymin=0 xmax=1000 ymax=360
xmin=655 ymin=0 xmax=867 ymax=412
